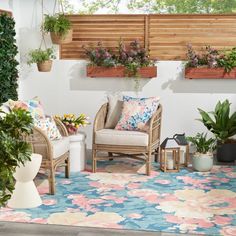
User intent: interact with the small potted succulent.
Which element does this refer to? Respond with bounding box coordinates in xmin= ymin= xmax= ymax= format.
xmin=188 ymin=133 xmax=215 ymax=172
xmin=198 ymin=99 xmax=236 ymax=162
xmin=185 ymin=44 xmax=236 ymax=79
xmin=27 ymin=47 xmax=56 ymax=72
xmin=0 ymin=108 xmax=33 ymax=206
xmin=43 ymin=14 xmax=72 ymax=44
xmin=55 ymin=113 xmax=90 ymax=135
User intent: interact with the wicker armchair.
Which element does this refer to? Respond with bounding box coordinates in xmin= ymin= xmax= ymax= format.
xmin=92 ymin=103 xmax=162 ymax=175
xmin=26 ymin=118 xmax=70 ymax=194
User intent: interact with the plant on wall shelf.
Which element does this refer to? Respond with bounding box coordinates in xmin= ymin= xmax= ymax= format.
xmin=0 ymin=13 xmax=19 ymax=105
xmin=27 ymin=47 xmax=56 ymax=72
xmin=84 ymin=40 xmax=157 ymax=90
xmin=43 ymin=13 xmax=72 ymax=44
xmin=185 ymin=44 xmax=236 ymax=79
xmin=0 ymin=108 xmax=33 ymax=206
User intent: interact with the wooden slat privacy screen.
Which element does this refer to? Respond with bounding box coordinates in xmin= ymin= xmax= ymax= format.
xmin=60 ymin=14 xmax=236 ymax=60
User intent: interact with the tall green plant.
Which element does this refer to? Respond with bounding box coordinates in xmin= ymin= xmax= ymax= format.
xmin=0 ymin=14 xmax=18 ymax=105
xmin=198 ymin=100 xmax=236 ymax=143
xmin=0 ymin=108 xmax=33 ymax=206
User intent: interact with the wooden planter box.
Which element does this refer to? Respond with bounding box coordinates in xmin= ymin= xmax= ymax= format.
xmin=185 ymin=67 xmax=236 ymax=79
xmin=87 ymin=66 xmax=157 ymax=78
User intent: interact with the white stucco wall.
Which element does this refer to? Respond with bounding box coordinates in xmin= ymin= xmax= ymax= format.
xmin=2 ymin=0 xmax=236 ymax=149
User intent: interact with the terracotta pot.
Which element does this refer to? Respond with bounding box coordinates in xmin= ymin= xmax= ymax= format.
xmin=37 ymin=60 xmax=52 ymax=72
xmin=50 ymin=29 xmax=73 ymax=44
xmin=185 ymin=67 xmax=236 ymax=79
xmin=87 ymin=66 xmax=157 ymax=78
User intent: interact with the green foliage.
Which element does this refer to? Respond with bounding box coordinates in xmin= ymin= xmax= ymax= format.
xmin=0 ymin=108 xmax=33 ymax=206
xmin=217 ymin=47 xmax=236 ymax=72
xmin=70 ymin=0 xmax=236 ymax=14
xmin=187 ymin=133 xmax=215 ymax=154
xmin=0 ymin=14 xmax=19 ymax=105
xmin=27 ymin=48 xmax=56 ymax=65
xmin=43 ymin=14 xmax=71 ymax=37
xmin=198 ymin=100 xmax=236 ymax=142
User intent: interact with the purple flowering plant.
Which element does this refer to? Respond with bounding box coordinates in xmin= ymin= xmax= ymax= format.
xmin=186 ymin=44 xmax=236 ymax=72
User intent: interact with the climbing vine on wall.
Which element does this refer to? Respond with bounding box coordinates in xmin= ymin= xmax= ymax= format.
xmin=0 ymin=13 xmax=18 ymax=104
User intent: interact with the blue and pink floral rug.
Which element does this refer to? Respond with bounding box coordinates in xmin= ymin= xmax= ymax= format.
xmin=1 ymin=159 xmax=236 ymax=235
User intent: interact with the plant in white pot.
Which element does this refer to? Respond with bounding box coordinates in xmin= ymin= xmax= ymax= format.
xmin=188 ymin=133 xmax=216 ymax=172
xmin=27 ymin=47 xmax=56 ymax=72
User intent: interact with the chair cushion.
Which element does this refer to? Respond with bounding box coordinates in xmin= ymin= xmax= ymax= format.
xmin=115 ymin=96 xmax=160 ymax=132
xmin=104 ymin=94 xmax=123 ymax=129
xmin=51 ymin=137 xmax=70 ymax=159
xmin=95 ymin=129 xmax=149 ymax=146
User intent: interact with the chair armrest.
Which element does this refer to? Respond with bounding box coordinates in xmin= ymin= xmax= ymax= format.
xmin=54 ymin=118 xmax=69 ymax=137
xmin=93 ymin=103 xmax=108 ymax=132
xmin=148 ymin=104 xmax=162 ymax=146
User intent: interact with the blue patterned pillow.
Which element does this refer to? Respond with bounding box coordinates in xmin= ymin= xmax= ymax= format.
xmin=115 ymin=96 xmax=160 ymax=131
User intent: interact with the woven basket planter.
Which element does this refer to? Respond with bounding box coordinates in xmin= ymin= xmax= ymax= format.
xmin=185 ymin=67 xmax=236 ymax=79
xmin=50 ymin=29 xmax=73 ymax=44
xmin=37 ymin=60 xmax=52 ymax=72
xmin=87 ymin=66 xmax=157 ymax=78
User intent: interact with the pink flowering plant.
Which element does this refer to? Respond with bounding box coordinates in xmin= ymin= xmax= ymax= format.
xmin=55 ymin=114 xmax=90 ymax=135
xmin=186 ymin=44 xmax=236 ymax=72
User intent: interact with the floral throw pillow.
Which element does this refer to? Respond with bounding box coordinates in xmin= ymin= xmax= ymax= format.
xmin=34 ymin=116 xmax=62 ymax=140
xmin=8 ymin=97 xmax=45 ymax=121
xmin=115 ymin=96 xmax=160 ymax=131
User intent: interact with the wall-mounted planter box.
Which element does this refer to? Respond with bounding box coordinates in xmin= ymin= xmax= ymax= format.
xmin=87 ymin=66 xmax=157 ymax=78
xmin=185 ymin=67 xmax=236 ymax=79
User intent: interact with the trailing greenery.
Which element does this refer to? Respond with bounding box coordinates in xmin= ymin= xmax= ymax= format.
xmin=0 ymin=14 xmax=19 ymax=105
xmin=43 ymin=14 xmax=71 ymax=37
xmin=27 ymin=48 xmax=56 ymax=65
xmin=217 ymin=47 xmax=236 ymax=72
xmin=187 ymin=133 xmax=215 ymax=154
xmin=0 ymin=108 xmax=33 ymax=206
xmin=198 ymin=99 xmax=236 ymax=143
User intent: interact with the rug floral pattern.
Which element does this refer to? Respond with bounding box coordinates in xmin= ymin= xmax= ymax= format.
xmin=1 ymin=159 xmax=236 ymax=235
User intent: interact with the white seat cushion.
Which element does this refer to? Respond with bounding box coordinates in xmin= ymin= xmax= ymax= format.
xmin=51 ymin=137 xmax=70 ymax=159
xmin=95 ymin=129 xmax=149 ymax=146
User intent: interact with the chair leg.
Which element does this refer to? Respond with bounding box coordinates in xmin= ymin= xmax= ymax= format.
xmin=65 ymin=155 xmax=70 ymax=178
xmin=146 ymin=151 xmax=152 ymax=176
xmin=108 ymin=152 xmax=113 ymax=161
xmin=49 ymin=166 xmax=56 ymax=195
xmin=154 ymin=147 xmax=159 ymax=163
xmin=92 ymin=149 xmax=97 ymax=173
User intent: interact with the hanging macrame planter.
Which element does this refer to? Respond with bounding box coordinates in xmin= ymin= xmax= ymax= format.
xmin=43 ymin=0 xmax=73 ymax=45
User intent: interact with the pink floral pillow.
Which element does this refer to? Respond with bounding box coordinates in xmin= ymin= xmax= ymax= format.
xmin=115 ymin=96 xmax=160 ymax=131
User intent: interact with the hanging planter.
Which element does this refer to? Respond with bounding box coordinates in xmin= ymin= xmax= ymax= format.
xmin=27 ymin=48 xmax=56 ymax=72
xmin=87 ymin=66 xmax=157 ymax=78
xmin=44 ymin=14 xmax=72 ymax=45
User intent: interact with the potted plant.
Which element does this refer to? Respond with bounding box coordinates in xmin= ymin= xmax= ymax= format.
xmin=55 ymin=113 xmax=90 ymax=135
xmin=84 ymin=40 xmax=157 ymax=79
xmin=43 ymin=14 xmax=72 ymax=44
xmin=27 ymin=47 xmax=56 ymax=72
xmin=185 ymin=44 xmax=236 ymax=79
xmin=0 ymin=108 xmax=33 ymax=206
xmin=198 ymin=99 xmax=236 ymax=162
xmin=188 ymin=133 xmax=215 ymax=171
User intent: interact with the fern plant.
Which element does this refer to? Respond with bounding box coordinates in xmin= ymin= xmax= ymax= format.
xmin=43 ymin=14 xmax=71 ymax=37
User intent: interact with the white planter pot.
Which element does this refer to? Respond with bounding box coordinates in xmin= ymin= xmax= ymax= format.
xmin=192 ymin=152 xmax=213 ymax=172
xmin=8 ymin=153 xmax=42 ymax=208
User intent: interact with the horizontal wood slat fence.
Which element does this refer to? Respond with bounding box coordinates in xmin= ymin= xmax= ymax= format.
xmin=60 ymin=14 xmax=236 ymax=60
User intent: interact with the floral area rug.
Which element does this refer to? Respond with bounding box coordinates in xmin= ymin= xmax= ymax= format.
xmin=1 ymin=159 xmax=236 ymax=236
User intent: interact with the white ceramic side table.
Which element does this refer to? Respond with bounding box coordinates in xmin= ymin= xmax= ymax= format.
xmin=8 ymin=153 xmax=42 ymax=209
xmin=69 ymin=132 xmax=86 ymax=172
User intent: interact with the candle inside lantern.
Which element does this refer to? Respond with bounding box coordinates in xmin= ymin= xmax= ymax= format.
xmin=167 ymin=158 xmax=174 ymax=170
xmin=180 ymin=149 xmax=185 ymax=164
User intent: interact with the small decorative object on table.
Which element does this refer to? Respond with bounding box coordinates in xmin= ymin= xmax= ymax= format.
xmin=173 ymin=133 xmax=190 ymax=167
xmin=160 ymin=138 xmax=180 ymax=173
xmin=56 ymin=114 xmax=90 ymax=135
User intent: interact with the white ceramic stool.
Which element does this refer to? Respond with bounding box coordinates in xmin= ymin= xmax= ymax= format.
xmin=69 ymin=132 xmax=86 ymax=172
xmin=8 ymin=153 xmax=42 ymax=209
